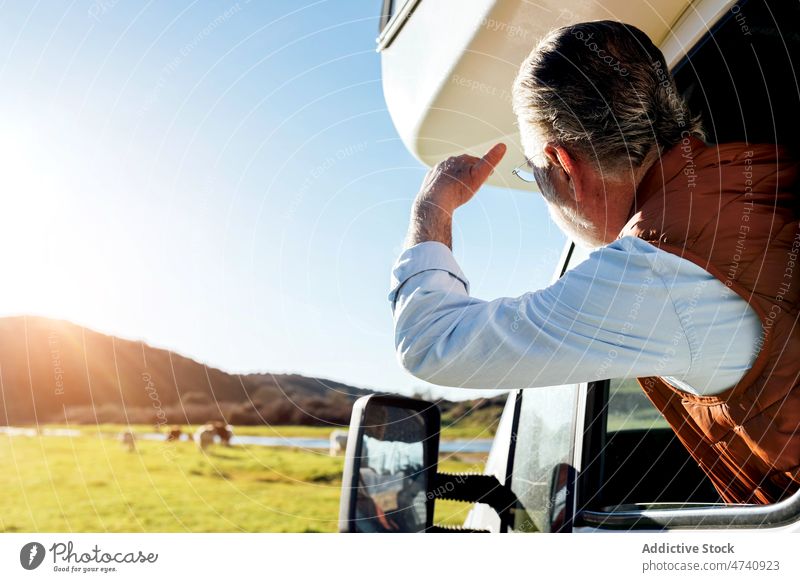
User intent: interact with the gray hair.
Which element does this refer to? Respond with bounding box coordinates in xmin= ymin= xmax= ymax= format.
xmin=512 ymin=20 xmax=704 ymax=172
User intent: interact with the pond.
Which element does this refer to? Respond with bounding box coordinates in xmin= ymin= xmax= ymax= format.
xmin=0 ymin=426 xmax=493 ymax=453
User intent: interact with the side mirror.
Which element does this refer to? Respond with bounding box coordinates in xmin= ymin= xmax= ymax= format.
xmin=338 ymin=394 xmax=440 ymax=533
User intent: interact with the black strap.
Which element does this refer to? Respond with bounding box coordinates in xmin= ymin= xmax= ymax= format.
xmin=431 ymin=472 xmax=519 ymax=516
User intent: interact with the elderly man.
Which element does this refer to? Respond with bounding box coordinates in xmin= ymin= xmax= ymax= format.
xmin=388 ymin=20 xmax=799 ymax=505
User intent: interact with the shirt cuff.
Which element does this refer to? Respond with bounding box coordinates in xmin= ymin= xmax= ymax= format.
xmin=388 ymin=241 xmax=470 ymax=305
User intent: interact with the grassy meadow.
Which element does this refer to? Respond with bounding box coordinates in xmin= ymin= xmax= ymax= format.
xmin=0 ymin=429 xmax=485 ymax=532
xmin=42 ymin=422 xmax=495 ymax=440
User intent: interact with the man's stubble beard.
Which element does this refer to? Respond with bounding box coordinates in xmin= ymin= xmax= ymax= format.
xmin=532 ymin=158 xmax=605 ymax=250
xmin=546 ymin=199 xmax=605 ymax=250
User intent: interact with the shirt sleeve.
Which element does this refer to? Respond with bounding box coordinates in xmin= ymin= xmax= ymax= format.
xmin=388 ymin=239 xmax=694 ymax=389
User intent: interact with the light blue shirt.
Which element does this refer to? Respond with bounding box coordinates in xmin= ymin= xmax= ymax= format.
xmin=388 ymin=237 xmax=762 ymax=395
xmin=362 ymin=434 xmax=424 ymax=476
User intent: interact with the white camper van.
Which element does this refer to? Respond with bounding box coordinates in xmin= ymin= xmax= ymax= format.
xmin=339 ymin=0 xmax=800 ymax=533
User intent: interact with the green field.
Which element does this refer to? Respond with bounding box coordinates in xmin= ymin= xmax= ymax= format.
xmin=42 ymin=422 xmax=495 ymax=440
xmin=0 ymin=433 xmax=483 ymax=532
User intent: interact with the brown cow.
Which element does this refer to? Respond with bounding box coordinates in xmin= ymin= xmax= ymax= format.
xmin=166 ymin=426 xmax=183 ymax=442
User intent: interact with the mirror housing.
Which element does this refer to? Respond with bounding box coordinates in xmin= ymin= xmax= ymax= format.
xmin=338 ymin=394 xmax=440 ymax=533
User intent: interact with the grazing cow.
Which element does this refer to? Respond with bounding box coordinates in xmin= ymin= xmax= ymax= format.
xmin=119 ymin=431 xmax=136 ymax=452
xmin=166 ymin=426 xmax=183 ymax=442
xmin=329 ymin=429 xmax=348 ymax=456
xmin=209 ymin=421 xmax=234 ymax=446
xmin=195 ymin=421 xmax=234 ymax=451
xmin=194 ymin=426 xmax=216 ymax=451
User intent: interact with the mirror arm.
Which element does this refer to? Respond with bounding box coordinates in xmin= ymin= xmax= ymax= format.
xmin=432 ymin=472 xmax=519 ymax=521
xmin=427 ymin=524 xmax=490 ymax=533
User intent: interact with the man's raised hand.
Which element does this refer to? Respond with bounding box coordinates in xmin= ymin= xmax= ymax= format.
xmin=415 ymin=143 xmax=507 ymax=214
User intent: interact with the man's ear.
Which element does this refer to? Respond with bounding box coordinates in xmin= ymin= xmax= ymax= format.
xmin=543 ymin=143 xmax=586 ymax=203
xmin=543 ymin=144 xmax=577 ymax=175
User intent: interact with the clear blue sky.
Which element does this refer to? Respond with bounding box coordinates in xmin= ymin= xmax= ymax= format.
xmin=0 ymin=0 xmax=565 ymax=399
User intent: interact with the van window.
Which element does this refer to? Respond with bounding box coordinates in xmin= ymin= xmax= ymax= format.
xmin=561 ymin=244 xmax=670 ymax=433
xmin=607 ymin=378 xmax=669 ymax=432
xmin=509 ymin=383 xmax=579 ymax=532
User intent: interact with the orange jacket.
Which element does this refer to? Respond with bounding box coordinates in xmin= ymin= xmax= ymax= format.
xmin=620 ymin=136 xmax=800 ymax=504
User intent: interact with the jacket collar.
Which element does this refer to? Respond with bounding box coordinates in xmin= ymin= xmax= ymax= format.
xmin=628 ymin=136 xmax=707 ymax=221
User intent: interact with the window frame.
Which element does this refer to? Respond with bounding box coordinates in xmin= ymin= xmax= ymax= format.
xmin=505 ymin=372 xmax=583 ymax=533
xmin=503 ymin=217 xmax=800 ymax=531
xmin=376 ymin=0 xmax=422 ymax=52
xmin=563 ymin=227 xmax=800 ymax=530
xmin=575 ymin=371 xmax=800 ymax=530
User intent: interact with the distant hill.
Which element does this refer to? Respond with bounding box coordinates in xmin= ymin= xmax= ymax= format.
xmin=0 ymin=316 xmax=506 ymax=430
xmin=0 ymin=316 xmax=373 ymax=427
